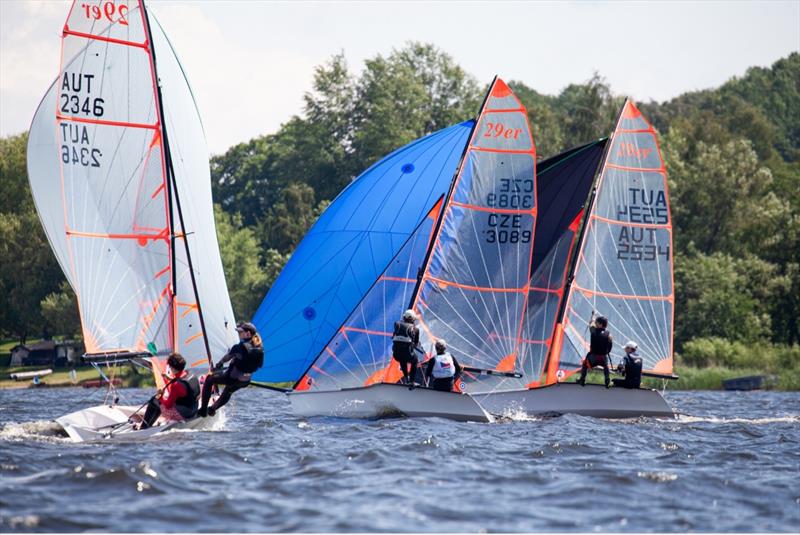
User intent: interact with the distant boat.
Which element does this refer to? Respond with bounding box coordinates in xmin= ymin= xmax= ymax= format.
xmin=27 ymin=0 xmax=236 ymax=441
xmin=722 ymin=375 xmax=769 ymax=391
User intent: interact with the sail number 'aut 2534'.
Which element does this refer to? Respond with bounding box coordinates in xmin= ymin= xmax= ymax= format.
xmin=615 ymin=186 xmax=669 ymax=261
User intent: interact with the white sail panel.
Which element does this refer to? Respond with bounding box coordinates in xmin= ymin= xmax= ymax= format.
xmin=149 ymin=12 xmax=237 ymax=368
xmin=64 ymin=0 xmax=146 ymax=45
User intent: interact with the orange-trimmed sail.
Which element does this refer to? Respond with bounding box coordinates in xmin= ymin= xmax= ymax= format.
xmin=27 ymin=1 xmax=237 ymax=381
xmin=407 ymin=77 xmax=537 ymax=392
xmin=548 ymin=100 xmax=674 ymax=378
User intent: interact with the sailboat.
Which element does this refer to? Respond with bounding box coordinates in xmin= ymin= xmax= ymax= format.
xmin=26 ymin=0 xmax=237 ymax=441
xmin=472 ymin=98 xmax=676 ymax=417
xmin=287 ymin=77 xmax=538 ymax=421
xmin=264 ymin=79 xmax=676 ymax=421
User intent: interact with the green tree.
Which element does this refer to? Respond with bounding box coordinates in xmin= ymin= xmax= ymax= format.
xmin=40 ymin=281 xmax=80 ymax=337
xmin=214 ymin=204 xmax=271 ymax=320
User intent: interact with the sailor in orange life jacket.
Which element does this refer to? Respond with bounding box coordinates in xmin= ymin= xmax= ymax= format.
xmin=392 ymin=309 xmax=421 ymax=387
xmin=198 ymin=322 xmax=264 ymax=417
xmin=423 ymin=339 xmax=463 ymax=392
xmin=137 ymin=353 xmax=201 ymax=429
xmin=577 ymin=313 xmax=613 ymax=388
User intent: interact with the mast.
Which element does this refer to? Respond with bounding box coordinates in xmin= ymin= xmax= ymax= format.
xmin=542 ymin=99 xmax=628 ymax=378
xmin=407 ymin=77 xmax=496 ymax=308
xmin=141 ymin=1 xmax=214 ymax=367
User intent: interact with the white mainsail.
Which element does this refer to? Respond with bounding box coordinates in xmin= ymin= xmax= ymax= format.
xmin=27 ymin=0 xmax=236 ymax=383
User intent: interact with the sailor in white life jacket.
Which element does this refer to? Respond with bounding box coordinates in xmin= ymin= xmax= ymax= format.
xmin=423 ymin=339 xmax=463 ymax=392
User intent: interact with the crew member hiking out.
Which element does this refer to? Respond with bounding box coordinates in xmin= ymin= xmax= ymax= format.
xmin=198 ymin=322 xmax=264 ymax=417
xmin=578 ymin=313 xmax=613 ymax=388
xmin=423 ymin=339 xmax=462 ymax=392
xmin=392 ymin=309 xmax=421 ymax=388
xmin=138 ymin=353 xmax=200 ymax=429
xmin=613 ymin=340 xmax=643 ymax=389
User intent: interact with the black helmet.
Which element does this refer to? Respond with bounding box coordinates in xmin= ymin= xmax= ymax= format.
xmin=595 ymin=315 xmax=608 ymax=326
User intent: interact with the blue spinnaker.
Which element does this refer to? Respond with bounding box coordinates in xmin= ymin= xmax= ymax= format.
xmin=252 ymin=122 xmax=473 ymax=382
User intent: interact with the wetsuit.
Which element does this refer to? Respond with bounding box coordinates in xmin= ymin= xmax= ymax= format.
xmin=613 ymin=352 xmax=643 ymax=389
xmin=424 ymin=352 xmax=462 ymax=392
xmin=200 ymin=341 xmax=262 ymax=415
xmin=578 ymin=326 xmax=612 ymax=387
xmin=392 ymin=320 xmax=420 ymax=384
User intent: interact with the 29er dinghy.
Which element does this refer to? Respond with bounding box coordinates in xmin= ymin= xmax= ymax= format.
xmin=27 ymin=0 xmax=237 ymax=441
xmin=468 ymin=99 xmax=677 ymax=418
xmin=282 ymin=77 xmax=539 ymax=421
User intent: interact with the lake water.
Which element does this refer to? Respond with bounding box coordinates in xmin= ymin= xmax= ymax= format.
xmin=0 ymin=387 xmax=798 ymax=532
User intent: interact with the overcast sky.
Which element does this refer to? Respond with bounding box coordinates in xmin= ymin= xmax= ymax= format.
xmin=1 ymin=0 xmax=798 ymax=155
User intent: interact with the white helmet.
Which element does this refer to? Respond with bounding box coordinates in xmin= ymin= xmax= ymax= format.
xmin=624 ymin=340 xmax=638 ymax=351
xmin=402 ymin=309 xmax=417 ymax=322
xmin=435 ymin=339 xmax=447 ymax=352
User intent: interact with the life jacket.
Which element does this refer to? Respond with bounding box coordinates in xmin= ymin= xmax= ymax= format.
xmin=235 ymin=341 xmax=264 ymax=374
xmin=175 ymin=373 xmax=200 ymax=416
xmin=622 ymin=353 xmax=643 ymax=388
xmin=392 ymin=321 xmax=416 ymax=345
xmin=431 ymin=353 xmax=456 ymax=379
xmin=590 ymin=327 xmax=613 ymax=355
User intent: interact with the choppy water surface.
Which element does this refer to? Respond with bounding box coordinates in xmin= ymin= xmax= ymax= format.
xmin=0 ymin=387 xmax=797 ymax=532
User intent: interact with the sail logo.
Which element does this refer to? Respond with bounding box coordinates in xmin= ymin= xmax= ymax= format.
xmin=60 ymin=123 xmax=101 ymax=168
xmin=615 ymin=188 xmax=668 ymax=224
xmin=615 ymin=141 xmax=652 ymax=162
xmin=79 ymin=2 xmax=130 ymax=26
xmin=60 ymin=72 xmax=104 ymax=118
xmin=483 ymin=122 xmax=523 ymax=140
xmin=616 ymin=226 xmax=669 ymax=261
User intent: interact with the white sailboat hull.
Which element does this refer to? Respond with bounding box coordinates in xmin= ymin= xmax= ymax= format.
xmin=472 ymin=383 xmax=675 ymax=418
xmin=55 ymin=403 xmax=220 ymax=442
xmin=288 ymin=382 xmax=494 ymax=423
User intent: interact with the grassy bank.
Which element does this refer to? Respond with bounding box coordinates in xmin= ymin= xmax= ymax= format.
xmin=641 ymin=365 xmax=797 ymax=391
xmin=0 ymin=363 xmax=154 ymax=389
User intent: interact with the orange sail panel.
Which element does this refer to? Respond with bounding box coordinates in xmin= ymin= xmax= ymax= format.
xmin=551 ymin=100 xmax=674 ymax=377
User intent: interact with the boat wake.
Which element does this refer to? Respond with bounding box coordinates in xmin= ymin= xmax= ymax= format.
xmin=675 ymin=414 xmax=800 ymax=425
xmin=0 ymin=420 xmax=69 ymax=442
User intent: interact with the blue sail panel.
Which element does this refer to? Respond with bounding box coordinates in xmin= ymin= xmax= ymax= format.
xmin=295 ymin=201 xmax=439 ymax=390
xmin=252 ymin=122 xmax=472 ymax=382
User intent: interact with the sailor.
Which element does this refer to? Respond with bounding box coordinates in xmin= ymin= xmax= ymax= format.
xmin=198 ymin=321 xmax=264 ymax=417
xmin=577 ymin=313 xmax=613 ymax=388
xmin=613 ymin=340 xmax=643 ymax=389
xmin=392 ymin=309 xmax=421 ymax=387
xmin=138 ymin=353 xmax=200 ymax=429
xmin=423 ymin=339 xmax=463 ymax=392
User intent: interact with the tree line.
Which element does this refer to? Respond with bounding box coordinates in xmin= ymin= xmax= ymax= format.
xmin=1 ymin=45 xmax=797 ymax=370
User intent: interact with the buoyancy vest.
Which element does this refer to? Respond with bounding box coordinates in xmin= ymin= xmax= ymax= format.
xmin=235 ymin=341 xmax=264 ymax=374
xmin=431 ymin=353 xmax=456 ymax=379
xmin=590 ymin=327 xmax=613 ymax=355
xmin=175 ymin=374 xmax=200 ymax=415
xmin=392 ymin=321 xmax=417 ymax=345
xmin=622 ymin=353 xmax=643 ymax=388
